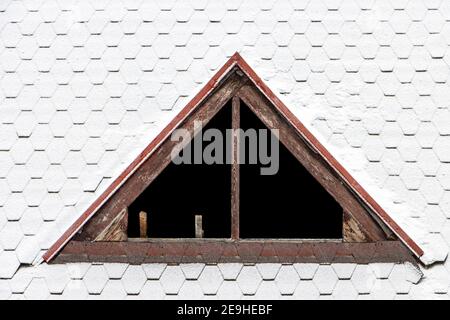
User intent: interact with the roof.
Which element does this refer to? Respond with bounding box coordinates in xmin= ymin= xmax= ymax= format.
xmin=43 ymin=53 xmax=424 ymax=262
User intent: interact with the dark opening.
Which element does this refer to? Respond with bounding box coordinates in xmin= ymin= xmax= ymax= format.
xmin=239 ymin=102 xmax=343 ymax=239
xmin=128 ymin=101 xmax=232 ymax=238
xmin=128 ymin=98 xmax=343 ymax=240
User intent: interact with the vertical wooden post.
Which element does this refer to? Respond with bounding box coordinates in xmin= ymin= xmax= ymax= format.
xmin=195 ymin=215 xmax=204 ymax=238
xmin=231 ymin=96 xmax=240 ymax=239
xmin=139 ymin=211 xmax=147 ymax=238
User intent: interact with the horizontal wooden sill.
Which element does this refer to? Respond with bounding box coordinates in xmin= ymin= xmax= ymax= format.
xmin=53 ymin=240 xmax=415 ymax=265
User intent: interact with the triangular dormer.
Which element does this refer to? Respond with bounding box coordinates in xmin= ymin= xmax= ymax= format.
xmin=43 ymin=53 xmax=423 ymax=264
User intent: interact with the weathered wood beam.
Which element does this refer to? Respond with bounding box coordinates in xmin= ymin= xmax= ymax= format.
xmin=55 ymin=240 xmax=416 ymax=264
xmin=231 ymin=96 xmax=240 ymax=240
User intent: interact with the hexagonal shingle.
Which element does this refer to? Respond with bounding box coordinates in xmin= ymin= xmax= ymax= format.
xmin=3 ymin=192 xmax=27 ymax=221
xmin=305 ymin=22 xmax=328 ymax=47
xmin=332 ymin=281 xmax=358 ymax=300
xmin=275 ymin=265 xmax=299 ymax=295
xmin=139 ymin=281 xmax=165 ymax=300
xmin=121 ymin=265 xmax=147 ymax=295
xmin=375 ymin=47 xmax=396 ymax=72
xmin=313 ymin=265 xmax=338 ymax=295
xmin=42 ymin=165 xmax=66 ymax=194
xmin=271 ymin=23 xmax=294 ymax=48
xmin=218 ymin=263 xmax=243 ymax=281
xmin=59 ymin=179 xmax=83 ymax=206
xmin=29 ymin=126 xmax=52 ymax=152
xmin=39 ymin=193 xmax=64 ymax=222
xmin=250 ymin=36 xmax=273 ymax=61
xmin=236 ymin=266 xmax=262 ymax=295
xmin=393 ymin=59 xmax=415 ymax=84
xmin=400 ymin=163 xmax=423 ymax=191
xmin=363 ymin=135 xmax=385 ymax=162
xmin=292 ymin=280 xmax=320 ymax=300
xmin=100 ymin=280 xmax=127 ymax=300
xmin=417 ymin=149 xmax=441 ymax=177
xmin=10 ymin=139 xmax=34 ymax=165
xmin=160 ymin=265 xmax=185 ymax=295
xmin=204 ymin=23 xmax=226 ymax=47
xmin=0 ymin=222 xmax=23 ymax=250
xmin=7 ymin=165 xmax=30 ymax=193
xmin=388 ymin=264 xmax=412 ymax=294
xmin=437 ymin=164 xmax=450 ymax=191
xmin=156 ymin=84 xmax=179 ymax=111
xmin=198 ymin=265 xmax=223 ymax=295
xmin=425 ymin=204 xmax=446 ymax=232
xmin=0 ymin=251 xmax=20 ymax=279
xmin=171 ymin=48 xmax=193 ymax=72
xmin=294 ymin=263 xmax=319 ymax=280
xmin=62 ymin=280 xmax=89 ymax=300
xmin=439 ymin=192 xmax=450 ymax=218
xmin=0 ymin=151 xmax=13 ymax=177
xmin=256 ymin=264 xmax=281 ymax=280
xmin=351 ymin=265 xmax=376 ymax=294
xmin=370 ymin=263 xmax=395 ymax=280
xmin=432 ymin=109 xmax=450 ymax=136
xmin=23 ymin=179 xmax=47 ymax=206
xmin=273 ymin=48 xmax=295 ymax=73
xmin=83 ymin=265 xmax=109 ymax=295
xmin=216 ymin=281 xmax=243 ymax=300
xmin=398 ymin=110 xmax=420 ymax=135
xmin=398 ymin=136 xmax=421 ymax=162
xmin=180 ymin=264 xmax=204 ymax=280
xmin=371 ymin=279 xmax=396 ymax=300
xmin=435 ymin=136 xmax=450 ymax=162
xmin=253 ymin=281 xmax=282 ymax=300
xmin=380 ymin=122 xmax=403 ymax=148
xmin=332 ymin=264 xmax=356 ymax=280
xmin=0 ymin=178 xmax=10 ymax=206
xmin=81 ymin=138 xmax=105 ymax=165
xmin=24 ymin=278 xmax=50 ymax=300
xmin=19 ymin=207 xmax=42 ymax=236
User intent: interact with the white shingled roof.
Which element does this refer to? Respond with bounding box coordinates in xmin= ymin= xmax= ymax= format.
xmin=0 ymin=0 xmax=449 ymax=299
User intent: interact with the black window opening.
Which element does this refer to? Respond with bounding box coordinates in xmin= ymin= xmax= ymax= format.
xmin=239 ymin=103 xmax=342 ymax=239
xmin=128 ymin=101 xmax=232 ymax=238
xmin=127 ymin=99 xmax=343 ymax=239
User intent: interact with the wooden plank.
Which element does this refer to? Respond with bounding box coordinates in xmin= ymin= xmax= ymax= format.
xmin=237 ymin=84 xmax=387 ymax=242
xmin=54 ymin=240 xmax=416 ymax=264
xmin=231 ymin=96 xmax=240 ymax=239
xmin=94 ymin=208 xmax=128 ymax=242
xmin=139 ymin=211 xmax=147 ymax=238
xmin=195 ymin=215 xmax=204 ymax=238
xmin=76 ymin=71 xmax=248 ymax=241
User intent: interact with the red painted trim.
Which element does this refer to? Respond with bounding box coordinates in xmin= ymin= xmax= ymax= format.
xmin=43 ymin=53 xmax=423 ymax=262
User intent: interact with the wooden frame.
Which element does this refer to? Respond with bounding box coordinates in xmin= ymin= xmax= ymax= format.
xmin=43 ymin=53 xmax=422 ymax=264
